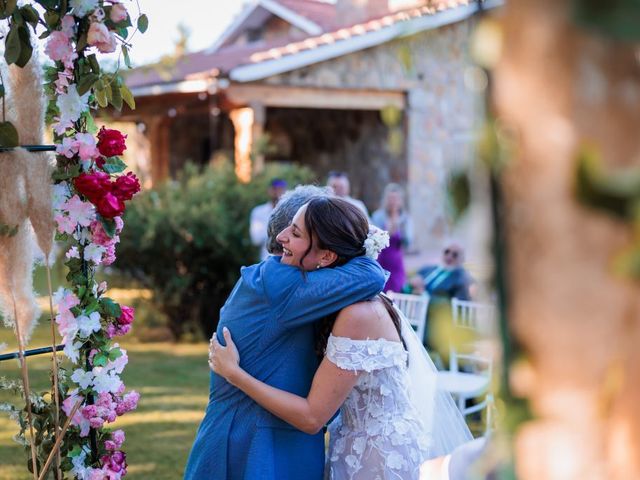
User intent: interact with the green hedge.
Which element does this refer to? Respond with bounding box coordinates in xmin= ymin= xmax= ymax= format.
xmin=115 ymin=161 xmax=315 ymax=340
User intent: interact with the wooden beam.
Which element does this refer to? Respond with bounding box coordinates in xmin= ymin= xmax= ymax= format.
xmin=225 ymin=84 xmax=405 ymax=111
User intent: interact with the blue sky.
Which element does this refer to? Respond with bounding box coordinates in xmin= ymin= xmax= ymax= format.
xmin=128 ymin=0 xmax=246 ymax=65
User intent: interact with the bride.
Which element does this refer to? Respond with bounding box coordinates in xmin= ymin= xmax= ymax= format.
xmin=210 ymin=197 xmax=473 ymax=479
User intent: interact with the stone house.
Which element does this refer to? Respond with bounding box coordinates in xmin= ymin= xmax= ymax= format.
xmin=122 ymin=0 xmax=500 ymax=253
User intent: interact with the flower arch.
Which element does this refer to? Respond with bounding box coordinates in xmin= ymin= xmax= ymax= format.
xmin=0 ymin=1 xmax=147 ymax=478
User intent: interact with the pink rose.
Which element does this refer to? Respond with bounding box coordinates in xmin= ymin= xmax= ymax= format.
xmin=113 ymin=172 xmax=140 ymax=201
xmin=87 ymin=22 xmax=117 ymax=53
xmin=96 ymin=192 xmax=125 ymax=218
xmin=97 ymin=126 xmax=127 ymax=157
xmin=110 ymin=3 xmax=128 ymax=23
xmin=118 ymin=305 xmax=135 ymax=326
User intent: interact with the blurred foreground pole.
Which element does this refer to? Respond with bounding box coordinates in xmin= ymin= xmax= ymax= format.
xmin=493 ymin=0 xmax=640 ymax=478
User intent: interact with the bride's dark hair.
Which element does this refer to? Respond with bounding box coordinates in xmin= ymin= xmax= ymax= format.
xmin=299 ymin=196 xmax=368 ymax=268
xmin=299 ymin=198 xmax=405 ymax=359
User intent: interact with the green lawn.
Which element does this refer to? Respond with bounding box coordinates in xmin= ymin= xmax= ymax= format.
xmin=0 ymin=321 xmax=210 ymax=479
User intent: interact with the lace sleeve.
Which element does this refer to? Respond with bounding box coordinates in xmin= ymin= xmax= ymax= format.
xmin=325 ymin=335 xmax=407 ymax=372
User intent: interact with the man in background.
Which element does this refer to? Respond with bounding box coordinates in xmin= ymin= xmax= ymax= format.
xmin=326 ymin=171 xmax=368 ymax=217
xmin=249 ymin=178 xmax=287 ymax=260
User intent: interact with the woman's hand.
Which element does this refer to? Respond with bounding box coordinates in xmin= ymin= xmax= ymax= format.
xmin=209 ymin=327 xmax=241 ymax=384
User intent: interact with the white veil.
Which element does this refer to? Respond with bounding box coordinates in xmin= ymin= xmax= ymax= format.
xmin=396 ymin=304 xmax=474 ymax=458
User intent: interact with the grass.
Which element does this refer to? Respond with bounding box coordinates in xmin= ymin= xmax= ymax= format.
xmin=0 ymin=318 xmax=210 ymax=479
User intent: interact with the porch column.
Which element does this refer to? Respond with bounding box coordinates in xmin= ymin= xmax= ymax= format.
xmin=146 ymin=115 xmax=171 ymax=185
xmin=229 ymin=102 xmax=265 ymax=182
xmin=406 ymin=88 xmax=448 ymax=253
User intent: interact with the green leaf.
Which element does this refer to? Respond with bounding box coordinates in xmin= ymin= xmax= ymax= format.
xmin=137 ymin=13 xmax=148 ymax=33
xmin=121 ymin=44 xmax=131 ymax=69
xmin=87 ymin=53 xmax=100 ymax=74
xmin=43 ymin=10 xmax=59 ymax=27
xmin=76 ymin=32 xmax=87 ymax=52
xmin=108 ymin=347 xmax=123 ymax=360
xmin=93 ymin=353 xmax=108 ymax=367
xmin=102 ymin=156 xmax=127 ymax=174
xmin=110 ymin=81 xmax=123 ymax=111
xmin=19 ymin=5 xmax=39 ymax=30
xmin=120 ymin=84 xmax=135 ymax=110
xmin=0 ymin=0 xmax=17 ymax=20
xmin=15 ymin=25 xmax=33 ymax=68
xmin=76 ymin=73 xmax=98 ymax=96
xmin=95 ymin=86 xmax=108 ymax=108
xmin=4 ymin=24 xmax=21 ymax=65
xmin=98 ymin=214 xmax=117 ymax=236
xmin=51 ymin=164 xmax=80 ymax=181
xmin=0 ymin=121 xmax=19 ymax=147
xmin=100 ymin=297 xmax=122 ymax=319
xmin=0 ymin=85 xmax=5 ymax=97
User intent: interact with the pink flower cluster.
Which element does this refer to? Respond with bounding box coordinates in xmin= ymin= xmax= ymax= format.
xmin=100 ymin=450 xmax=127 ymax=478
xmin=72 ymin=387 xmax=139 ymax=436
xmin=107 ymin=305 xmax=135 ymax=338
xmin=91 ymin=216 xmax=124 ymax=266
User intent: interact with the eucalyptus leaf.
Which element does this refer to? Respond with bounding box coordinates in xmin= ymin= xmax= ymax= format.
xmin=95 ymin=86 xmax=108 ymax=108
xmin=43 ymin=10 xmax=59 ymax=27
xmin=0 ymin=120 xmax=19 ymax=147
xmin=110 ymin=81 xmax=123 ymax=110
xmin=108 ymin=347 xmax=123 ymax=360
xmin=121 ymin=44 xmax=131 ymax=69
xmin=137 ymin=13 xmax=148 ymax=33
xmin=121 ymin=84 xmax=135 ymax=110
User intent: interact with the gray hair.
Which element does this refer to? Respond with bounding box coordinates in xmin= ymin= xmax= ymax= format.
xmin=267 ymin=184 xmax=333 ymax=254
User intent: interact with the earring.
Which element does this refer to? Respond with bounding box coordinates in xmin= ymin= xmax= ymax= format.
xmin=316 ymin=264 xmax=321 ymax=269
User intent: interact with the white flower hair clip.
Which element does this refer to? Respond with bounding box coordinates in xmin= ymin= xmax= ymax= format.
xmin=364 ymin=226 xmax=390 ymax=260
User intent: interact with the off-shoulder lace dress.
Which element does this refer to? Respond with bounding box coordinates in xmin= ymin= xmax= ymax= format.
xmin=325 ymin=334 xmax=431 ymax=480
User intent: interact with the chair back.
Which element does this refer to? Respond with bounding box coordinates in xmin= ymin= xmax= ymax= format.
xmin=387 ymin=292 xmax=429 ymax=342
xmin=449 ymin=298 xmax=496 ymax=373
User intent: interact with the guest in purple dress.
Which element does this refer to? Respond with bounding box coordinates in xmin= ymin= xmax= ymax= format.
xmin=371 ymin=183 xmax=413 ymax=292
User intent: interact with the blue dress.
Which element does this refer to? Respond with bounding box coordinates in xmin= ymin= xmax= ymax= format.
xmin=184 ymin=255 xmax=386 ymax=480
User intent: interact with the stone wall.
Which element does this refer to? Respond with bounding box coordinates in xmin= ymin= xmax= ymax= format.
xmin=265 ymin=20 xmax=482 ymax=252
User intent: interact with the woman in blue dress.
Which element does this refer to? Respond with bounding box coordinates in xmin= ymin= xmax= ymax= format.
xmin=184 ymin=195 xmax=386 ymax=480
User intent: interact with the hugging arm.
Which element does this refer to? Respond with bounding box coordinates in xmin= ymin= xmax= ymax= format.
xmin=274 ymin=256 xmax=386 ymax=328
xmin=210 ymin=328 xmax=359 ymax=434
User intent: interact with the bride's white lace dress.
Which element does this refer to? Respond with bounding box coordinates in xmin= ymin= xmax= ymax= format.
xmin=325 ymin=334 xmax=431 ymax=480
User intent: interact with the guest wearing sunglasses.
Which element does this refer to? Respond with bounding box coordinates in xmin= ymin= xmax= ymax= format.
xmin=412 ymin=243 xmax=473 ymax=348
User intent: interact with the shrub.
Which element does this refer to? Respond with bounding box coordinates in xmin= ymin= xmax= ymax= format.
xmin=115 ymin=161 xmax=316 ymax=340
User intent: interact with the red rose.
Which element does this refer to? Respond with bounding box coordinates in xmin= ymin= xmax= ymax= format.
xmin=113 ymin=172 xmax=141 ymax=201
xmin=97 ymin=126 xmax=127 ymax=157
xmin=96 ymin=192 xmax=125 ymax=218
xmin=74 ymin=171 xmax=112 ymax=204
xmin=95 ymin=156 xmax=106 ymax=169
xmin=118 ymin=305 xmax=135 ymax=326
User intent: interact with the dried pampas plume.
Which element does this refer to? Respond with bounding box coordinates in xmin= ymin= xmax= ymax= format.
xmin=0 ymin=47 xmax=55 ymax=345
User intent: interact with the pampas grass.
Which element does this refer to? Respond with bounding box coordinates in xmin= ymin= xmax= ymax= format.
xmin=0 ymin=48 xmax=54 ymax=344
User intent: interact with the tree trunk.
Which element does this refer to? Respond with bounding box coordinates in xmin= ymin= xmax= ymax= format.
xmin=493 ymin=1 xmax=640 ymax=478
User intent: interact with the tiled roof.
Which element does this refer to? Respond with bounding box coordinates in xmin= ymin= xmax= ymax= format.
xmin=275 ymin=0 xmax=339 ymax=31
xmin=248 ymin=0 xmax=470 ymax=64
xmin=126 ymin=0 xmax=477 ymax=91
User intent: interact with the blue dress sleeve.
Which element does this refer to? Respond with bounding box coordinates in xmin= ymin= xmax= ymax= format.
xmin=265 ymin=256 xmax=386 ymax=328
